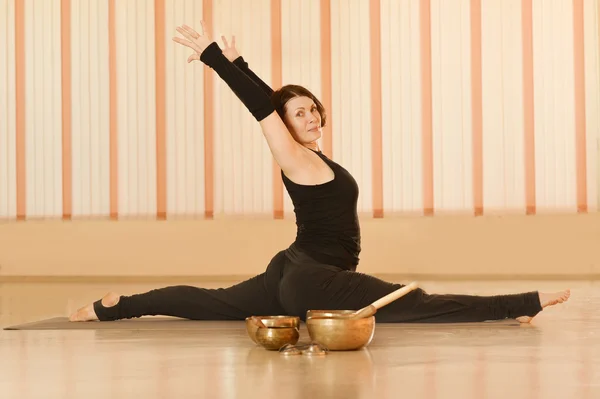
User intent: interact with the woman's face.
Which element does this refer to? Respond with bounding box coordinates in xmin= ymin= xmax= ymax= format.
xmin=283 ymin=96 xmax=323 ymax=145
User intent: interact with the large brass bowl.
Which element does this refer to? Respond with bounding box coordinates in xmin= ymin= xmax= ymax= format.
xmin=255 ymin=326 xmax=300 ymax=350
xmin=306 ymin=310 xmax=375 ymax=351
xmin=245 ymin=316 xmax=300 ymax=344
xmin=306 ymin=309 xmax=356 ymax=319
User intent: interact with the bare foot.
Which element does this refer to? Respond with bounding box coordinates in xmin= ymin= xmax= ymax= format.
xmin=516 ymin=289 xmax=571 ymax=323
xmin=69 ymin=292 xmax=121 ymax=322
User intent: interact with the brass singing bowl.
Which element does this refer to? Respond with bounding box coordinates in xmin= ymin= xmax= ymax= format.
xmin=306 ymin=310 xmax=356 ymax=319
xmin=245 ymin=316 xmax=300 ymax=344
xmin=306 ymin=310 xmax=375 ymax=351
xmin=255 ymin=326 xmax=300 ymax=351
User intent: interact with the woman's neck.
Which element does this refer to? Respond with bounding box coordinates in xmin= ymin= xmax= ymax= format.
xmin=304 ymin=142 xmax=320 ymax=152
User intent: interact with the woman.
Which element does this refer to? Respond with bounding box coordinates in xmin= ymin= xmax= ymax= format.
xmin=70 ymin=23 xmax=569 ymax=324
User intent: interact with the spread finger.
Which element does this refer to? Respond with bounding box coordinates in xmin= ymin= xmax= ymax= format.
xmin=182 ymin=24 xmax=200 ymax=39
xmin=172 ymin=36 xmax=199 ymax=53
xmin=176 ymin=26 xmax=196 ymax=42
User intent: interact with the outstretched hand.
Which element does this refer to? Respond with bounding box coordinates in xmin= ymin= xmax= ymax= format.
xmin=221 ymin=35 xmax=240 ymax=62
xmin=172 ymin=21 xmax=212 ymax=63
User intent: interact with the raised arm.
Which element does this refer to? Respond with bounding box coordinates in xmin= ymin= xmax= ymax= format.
xmin=186 ymin=33 xmax=274 ymax=96
xmin=232 ymin=56 xmax=274 ymax=96
xmin=173 ymin=23 xmax=305 ymax=177
xmin=219 ymin=34 xmax=274 ymax=96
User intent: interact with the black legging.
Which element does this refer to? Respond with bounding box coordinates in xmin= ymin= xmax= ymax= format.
xmin=94 ymin=246 xmax=543 ymax=323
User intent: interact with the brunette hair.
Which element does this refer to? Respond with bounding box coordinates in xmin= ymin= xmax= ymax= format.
xmin=270 ymin=84 xmax=327 ymax=127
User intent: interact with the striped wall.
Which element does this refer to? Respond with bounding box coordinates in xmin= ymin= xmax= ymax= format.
xmin=165 ymin=0 xmax=206 ymax=217
xmin=211 ymin=0 xmax=274 ymax=216
xmin=0 ymin=0 xmax=599 ymax=221
xmin=24 ymin=0 xmax=64 ymax=219
xmin=71 ymin=0 xmax=110 ymax=218
xmin=115 ymin=0 xmax=158 ymax=218
xmin=0 ymin=0 xmax=17 ymax=219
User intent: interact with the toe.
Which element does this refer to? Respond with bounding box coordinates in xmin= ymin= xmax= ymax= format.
xmin=516 ymin=316 xmax=532 ymax=323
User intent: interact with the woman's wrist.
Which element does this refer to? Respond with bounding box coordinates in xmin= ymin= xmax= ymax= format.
xmin=199 ymin=41 xmax=223 ymax=66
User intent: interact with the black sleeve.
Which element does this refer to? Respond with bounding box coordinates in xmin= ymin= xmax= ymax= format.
xmin=232 ymin=56 xmax=274 ymax=96
xmin=200 ymin=42 xmax=275 ymax=122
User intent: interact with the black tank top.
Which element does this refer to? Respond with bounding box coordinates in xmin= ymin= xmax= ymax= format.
xmin=195 ymin=48 xmax=361 ymax=269
xmin=282 ymin=150 xmax=361 ymax=271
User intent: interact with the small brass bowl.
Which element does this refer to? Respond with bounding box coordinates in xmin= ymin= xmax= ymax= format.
xmin=306 ymin=314 xmax=375 ymax=351
xmin=255 ymin=326 xmax=300 ymax=351
xmin=245 ymin=316 xmax=300 ymax=344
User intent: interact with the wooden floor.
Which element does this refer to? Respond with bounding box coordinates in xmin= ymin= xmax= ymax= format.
xmin=1 ymin=279 xmax=598 ymax=398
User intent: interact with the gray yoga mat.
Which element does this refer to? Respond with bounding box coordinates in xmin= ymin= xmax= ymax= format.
xmin=3 ymin=316 xmax=245 ymax=330
xmin=4 ymin=316 xmax=519 ymax=331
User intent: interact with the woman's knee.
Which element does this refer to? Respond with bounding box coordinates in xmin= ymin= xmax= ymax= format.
xmin=263 ymin=250 xmax=287 ymax=287
xmin=373 ymin=287 xmax=427 ymax=321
